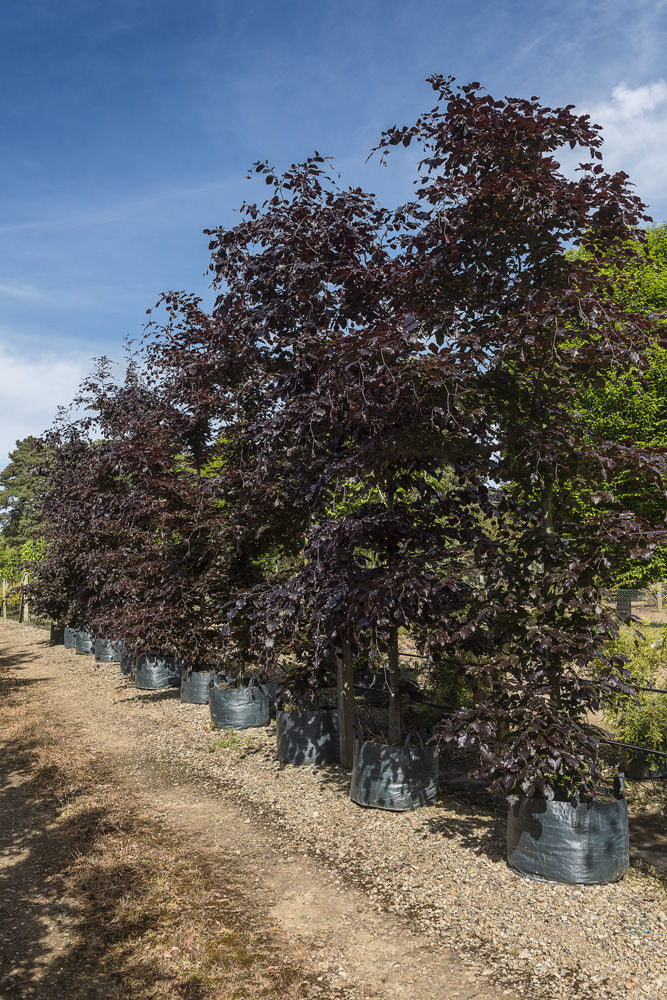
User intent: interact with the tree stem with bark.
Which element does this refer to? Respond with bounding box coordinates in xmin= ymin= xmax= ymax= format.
xmin=386 ymin=476 xmax=401 ymax=744
xmin=337 ymin=640 xmax=356 ymax=768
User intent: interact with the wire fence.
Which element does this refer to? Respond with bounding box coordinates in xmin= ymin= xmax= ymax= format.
xmin=4 ymin=575 xmax=667 ymax=770
xmin=365 ymin=636 xmax=667 ymax=772
xmin=613 ymin=586 xmax=665 ymax=615
xmin=0 ymin=573 xmax=50 ymax=627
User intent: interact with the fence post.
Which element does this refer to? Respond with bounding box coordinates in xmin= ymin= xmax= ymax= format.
xmin=23 ymin=572 xmax=29 ymax=625
xmin=658 ymin=582 xmax=663 ymax=612
xmin=1 ymin=579 xmax=6 ymax=619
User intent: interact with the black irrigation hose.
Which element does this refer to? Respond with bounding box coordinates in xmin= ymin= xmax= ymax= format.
xmin=417 ymin=698 xmax=457 ymax=711
xmin=354 ymin=685 xmax=667 ymax=763
xmin=598 ymin=737 xmax=667 ymax=760
xmin=583 ymin=678 xmax=667 ymax=696
xmin=287 ymin=656 xmax=667 ymax=761
xmin=401 ymin=656 xmax=667 ymax=696
xmin=352 ymin=683 xmax=456 ymax=713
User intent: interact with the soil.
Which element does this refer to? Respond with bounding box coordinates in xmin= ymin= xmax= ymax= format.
xmin=0 ymin=621 xmax=512 ymax=1000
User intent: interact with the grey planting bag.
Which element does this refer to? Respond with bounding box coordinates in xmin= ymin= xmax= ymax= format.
xmin=95 ymin=636 xmax=122 ymax=663
xmin=50 ymin=625 xmax=64 ymax=646
xmin=208 ymin=675 xmax=270 ymax=729
xmin=350 ymin=733 xmax=439 ymax=811
xmin=64 ymin=627 xmax=78 ymax=649
xmin=74 ymin=629 xmax=95 ymax=655
xmin=276 ymin=707 xmax=340 ymax=765
xmin=181 ymin=670 xmax=215 ymax=705
xmin=120 ymin=645 xmax=136 ymax=677
xmin=506 ymin=793 xmax=629 ymax=885
xmin=135 ymin=652 xmax=183 ymax=690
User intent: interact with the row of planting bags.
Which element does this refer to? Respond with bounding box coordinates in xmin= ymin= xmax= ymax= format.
xmin=61 ymin=627 xmax=436 ymax=811
xmin=58 ymin=626 xmax=630 ymax=886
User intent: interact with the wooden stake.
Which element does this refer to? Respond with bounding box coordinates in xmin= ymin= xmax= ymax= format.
xmin=1 ymin=578 xmax=6 ymax=620
xmin=23 ymin=572 xmax=29 ymax=625
xmin=385 ymin=476 xmax=401 ymax=745
xmin=388 ymin=625 xmax=401 ymax=746
xmin=336 ymin=640 xmax=356 ymax=769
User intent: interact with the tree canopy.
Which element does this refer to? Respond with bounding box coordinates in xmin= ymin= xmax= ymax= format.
xmin=571 ymin=224 xmax=667 ymax=582
xmin=30 ymin=76 xmax=667 ymax=801
xmin=0 ymin=436 xmax=44 ymax=549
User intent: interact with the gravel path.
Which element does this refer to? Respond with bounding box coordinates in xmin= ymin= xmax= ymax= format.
xmin=3 ymin=620 xmax=667 ymax=1000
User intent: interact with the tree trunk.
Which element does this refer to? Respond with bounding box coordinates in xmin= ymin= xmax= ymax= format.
xmin=337 ymin=640 xmax=356 ymax=769
xmin=541 ymin=475 xmax=554 ymax=537
xmin=385 ymin=476 xmax=401 ymax=745
xmin=388 ymin=626 xmax=401 ymax=745
xmin=541 ymin=474 xmax=560 ymax=706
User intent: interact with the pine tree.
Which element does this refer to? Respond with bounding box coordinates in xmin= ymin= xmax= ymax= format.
xmin=0 ymin=436 xmax=44 ymax=548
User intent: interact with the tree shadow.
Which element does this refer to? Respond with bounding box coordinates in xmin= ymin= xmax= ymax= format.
xmin=0 ymin=648 xmax=38 ymax=669
xmin=313 ymin=762 xmax=351 ymax=793
xmin=420 ymin=788 xmax=508 ymax=864
xmin=0 ymin=732 xmax=172 ymax=999
xmin=133 ymin=687 xmax=182 ymax=703
xmin=0 ymin=676 xmax=45 ymax=696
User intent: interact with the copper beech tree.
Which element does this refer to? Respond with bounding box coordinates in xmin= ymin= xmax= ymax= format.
xmin=34 ymin=338 xmax=235 ymax=662
xmin=209 ymin=78 xmax=667 ymax=795
xmin=375 ymin=77 xmax=667 ymax=798
xmin=202 ymin=154 xmax=491 ymax=760
xmin=33 ymin=77 xmax=667 ymax=799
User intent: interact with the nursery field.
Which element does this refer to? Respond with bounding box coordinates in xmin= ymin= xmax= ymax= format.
xmin=1 ymin=621 xmax=667 ymax=1000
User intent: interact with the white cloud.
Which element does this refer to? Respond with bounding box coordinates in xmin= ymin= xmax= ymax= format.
xmin=586 ymin=80 xmax=667 ymax=208
xmin=0 ymin=339 xmax=89 ymax=468
xmin=597 ymin=80 xmax=667 ymax=121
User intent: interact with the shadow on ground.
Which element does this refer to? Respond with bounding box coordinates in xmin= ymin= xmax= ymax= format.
xmin=0 ymin=671 xmax=316 ymax=1000
xmin=0 ymin=648 xmax=40 ymax=670
xmin=0 ymin=721 xmax=176 ymax=999
xmin=420 ymin=792 xmax=508 ymax=863
xmin=133 ymin=687 xmax=182 ymax=704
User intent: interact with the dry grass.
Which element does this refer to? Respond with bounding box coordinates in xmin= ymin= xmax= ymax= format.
xmin=0 ymin=662 xmax=324 ymax=1000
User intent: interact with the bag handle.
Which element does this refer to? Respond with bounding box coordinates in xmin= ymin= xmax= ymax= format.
xmin=403 ymin=731 xmax=425 ymax=750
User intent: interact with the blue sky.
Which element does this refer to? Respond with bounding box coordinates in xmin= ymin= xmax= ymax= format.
xmin=1 ymin=0 xmax=667 ymax=465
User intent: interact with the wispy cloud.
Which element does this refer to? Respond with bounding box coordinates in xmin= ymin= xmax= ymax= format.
xmin=0 ymin=177 xmax=243 ymax=237
xmin=0 ymin=279 xmax=121 ymax=313
xmin=0 ymin=282 xmax=45 ymax=302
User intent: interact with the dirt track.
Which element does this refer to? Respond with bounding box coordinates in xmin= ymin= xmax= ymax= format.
xmin=0 ymin=621 xmax=512 ymax=1000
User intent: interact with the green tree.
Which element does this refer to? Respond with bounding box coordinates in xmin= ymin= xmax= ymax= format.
xmin=0 ymin=539 xmax=18 ymax=581
xmin=574 ymin=224 xmax=667 ymax=583
xmin=0 ymin=436 xmax=45 ymax=548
